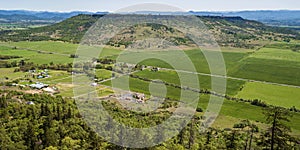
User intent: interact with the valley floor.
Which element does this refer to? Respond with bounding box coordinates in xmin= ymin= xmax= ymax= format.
xmin=1 ymin=40 xmax=300 ymax=136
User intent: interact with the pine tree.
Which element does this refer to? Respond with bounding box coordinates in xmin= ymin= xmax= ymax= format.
xmin=188 ymin=119 xmax=195 ymax=149
xmin=263 ymin=106 xmax=293 ymax=150
xmin=25 ymin=121 xmax=37 ymax=150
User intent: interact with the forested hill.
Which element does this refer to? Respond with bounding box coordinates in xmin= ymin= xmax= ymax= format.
xmin=0 ymin=14 xmax=298 ymax=48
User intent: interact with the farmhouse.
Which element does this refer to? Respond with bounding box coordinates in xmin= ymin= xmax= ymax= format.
xmin=121 ymin=93 xmax=133 ymax=101
xmin=29 ymin=82 xmax=48 ymax=89
xmin=29 ymin=69 xmax=50 ymax=79
xmin=133 ymin=93 xmax=145 ymax=101
xmin=151 ymin=67 xmax=160 ymax=72
xmin=43 ymin=87 xmax=57 ymax=94
xmin=91 ymin=83 xmax=98 ymax=86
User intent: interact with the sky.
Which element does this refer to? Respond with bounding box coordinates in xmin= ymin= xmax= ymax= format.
xmin=0 ymin=0 xmax=299 ymax=12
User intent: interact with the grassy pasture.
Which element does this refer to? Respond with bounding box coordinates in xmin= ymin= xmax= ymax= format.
xmin=133 ymin=69 xmax=245 ymax=95
xmin=186 ymin=49 xmax=250 ymax=74
xmin=250 ymin=47 xmax=300 ymax=62
xmin=237 ymin=82 xmax=300 ymax=108
xmin=229 ymin=57 xmax=300 ymax=86
xmin=0 ymin=41 xmax=121 ymax=65
xmin=116 ymin=49 xmax=249 ymax=75
xmin=5 ymin=41 xmax=122 ymax=59
xmin=38 ymin=70 xmax=72 ymax=84
xmin=55 ymin=83 xmax=75 ymax=97
xmin=7 ymin=41 xmax=78 ymax=54
xmin=0 ymin=68 xmax=26 ymax=80
xmin=211 ymin=114 xmax=269 ymax=131
xmin=199 ymin=94 xmax=300 ymax=133
xmin=102 ymin=76 xmax=183 ymax=100
xmin=220 ymin=47 xmax=255 ymax=53
xmin=0 ymin=45 xmax=73 ymax=64
xmin=95 ymin=69 xmax=113 ymax=80
xmin=180 ymin=50 xmax=246 ymax=74
xmin=99 ymin=47 xmax=122 ymax=58
xmin=228 ymin=44 xmax=300 ymax=86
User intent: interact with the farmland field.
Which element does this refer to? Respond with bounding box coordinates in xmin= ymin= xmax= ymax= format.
xmin=237 ymin=82 xmax=300 ymax=108
xmin=102 ymin=76 xmax=183 ymax=100
xmin=133 ymin=69 xmax=245 ymax=95
xmin=6 ymin=41 xmax=78 ymax=54
xmin=0 ymin=67 xmax=26 ymax=80
xmin=250 ymin=47 xmax=300 ymax=62
xmin=38 ymin=70 xmax=72 ymax=84
xmin=136 ymin=49 xmax=250 ymax=75
xmin=0 ymin=45 xmax=73 ymax=64
xmin=0 ymin=41 xmax=122 ymax=65
xmin=229 ymin=56 xmax=300 ymax=86
xmin=95 ymin=69 xmax=113 ymax=80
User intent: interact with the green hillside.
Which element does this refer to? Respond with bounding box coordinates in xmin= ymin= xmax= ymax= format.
xmin=0 ymin=14 xmax=298 ymax=48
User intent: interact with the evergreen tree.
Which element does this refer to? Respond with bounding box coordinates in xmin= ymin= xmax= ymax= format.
xmin=25 ymin=121 xmax=37 ymax=150
xmin=263 ymin=106 xmax=293 ymax=150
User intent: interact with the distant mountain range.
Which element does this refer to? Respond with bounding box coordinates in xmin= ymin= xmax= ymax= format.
xmin=0 ymin=10 xmax=108 ymax=23
xmin=124 ymin=10 xmax=300 ymax=27
xmin=0 ymin=10 xmax=299 ymax=27
xmin=189 ymin=10 xmax=300 ymax=27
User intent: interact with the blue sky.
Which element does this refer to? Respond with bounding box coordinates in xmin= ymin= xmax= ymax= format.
xmin=0 ymin=0 xmax=299 ymax=12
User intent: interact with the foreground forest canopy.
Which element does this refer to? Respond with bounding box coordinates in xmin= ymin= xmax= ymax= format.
xmin=0 ymin=90 xmax=299 ymax=149
xmin=0 ymin=13 xmax=300 ymax=149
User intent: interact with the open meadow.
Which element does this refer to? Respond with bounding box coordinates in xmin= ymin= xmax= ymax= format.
xmin=237 ymin=82 xmax=300 ymax=108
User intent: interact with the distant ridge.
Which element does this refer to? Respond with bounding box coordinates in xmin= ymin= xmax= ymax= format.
xmin=1 ymin=9 xmax=300 ymax=26
xmin=0 ymin=14 xmax=298 ymax=49
xmin=0 ymin=10 xmax=108 ymax=23
xmin=189 ymin=10 xmax=300 ymax=26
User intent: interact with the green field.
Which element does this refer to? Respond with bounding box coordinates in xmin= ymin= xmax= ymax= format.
xmin=135 ymin=49 xmax=249 ymax=75
xmin=0 ymin=68 xmax=26 ymax=80
xmin=229 ymin=47 xmax=300 ymax=86
xmin=230 ymin=58 xmax=300 ymax=86
xmin=0 ymin=41 xmax=122 ymax=65
xmin=95 ymin=69 xmax=113 ymax=80
xmin=102 ymin=76 xmax=183 ymax=100
xmin=7 ymin=41 xmax=78 ymax=54
xmin=250 ymin=47 xmax=300 ymax=62
xmin=100 ymin=46 xmax=300 ymax=89
xmin=5 ymin=41 xmax=122 ymax=58
xmin=237 ymin=82 xmax=300 ymax=108
xmin=0 ymin=45 xmax=73 ymax=64
xmin=133 ymin=69 xmax=245 ymax=95
xmin=38 ymin=70 xmax=72 ymax=84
